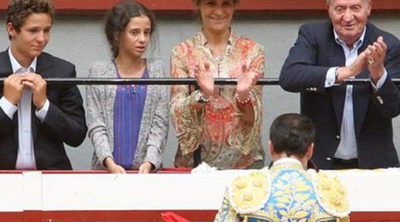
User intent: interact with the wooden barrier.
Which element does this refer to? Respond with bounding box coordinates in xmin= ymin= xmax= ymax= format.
xmin=0 ymin=169 xmax=399 ymax=221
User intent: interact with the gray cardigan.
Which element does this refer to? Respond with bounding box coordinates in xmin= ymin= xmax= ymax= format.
xmin=86 ymin=59 xmax=169 ymax=170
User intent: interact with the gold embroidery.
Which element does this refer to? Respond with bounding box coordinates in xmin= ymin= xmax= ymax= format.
xmin=271 ymin=170 xmax=314 ymax=221
xmin=218 ymin=161 xmax=350 ymax=221
xmin=314 ymin=172 xmax=350 ymax=218
xmin=230 ymin=171 xmax=270 ymax=213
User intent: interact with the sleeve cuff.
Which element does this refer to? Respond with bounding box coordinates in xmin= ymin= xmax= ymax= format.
xmin=35 ymin=99 xmax=50 ymax=122
xmin=143 ymin=146 xmax=161 ymax=170
xmin=370 ymin=69 xmax=388 ymax=90
xmin=101 ymin=155 xmax=113 ymax=168
xmin=0 ymin=96 xmax=17 ymax=119
xmin=325 ymin=67 xmax=337 ymax=88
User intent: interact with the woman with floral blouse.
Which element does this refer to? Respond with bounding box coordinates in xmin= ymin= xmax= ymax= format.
xmin=170 ymin=0 xmax=265 ymax=169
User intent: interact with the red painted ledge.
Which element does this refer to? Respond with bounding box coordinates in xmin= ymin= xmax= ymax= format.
xmin=0 ymin=211 xmax=399 ymax=222
xmin=0 ymin=0 xmax=400 ymax=15
xmin=0 ymin=168 xmax=192 ymax=174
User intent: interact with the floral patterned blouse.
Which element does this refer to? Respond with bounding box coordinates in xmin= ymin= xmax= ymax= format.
xmin=170 ymin=31 xmax=265 ymax=169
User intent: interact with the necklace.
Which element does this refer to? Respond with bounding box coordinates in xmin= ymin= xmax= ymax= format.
xmin=212 ymin=55 xmax=224 ymax=96
xmin=214 ymin=55 xmax=224 ymax=64
xmin=113 ymin=59 xmax=145 ymax=94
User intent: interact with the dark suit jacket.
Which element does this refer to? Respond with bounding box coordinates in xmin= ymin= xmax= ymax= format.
xmin=280 ymin=21 xmax=400 ymax=169
xmin=0 ymin=50 xmax=87 ymax=170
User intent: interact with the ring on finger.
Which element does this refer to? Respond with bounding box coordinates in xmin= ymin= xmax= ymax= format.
xmin=368 ymin=58 xmax=375 ymax=65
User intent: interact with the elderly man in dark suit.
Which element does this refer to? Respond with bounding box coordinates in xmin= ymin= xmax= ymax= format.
xmin=280 ymin=0 xmax=400 ymax=169
xmin=0 ymin=0 xmax=87 ymax=170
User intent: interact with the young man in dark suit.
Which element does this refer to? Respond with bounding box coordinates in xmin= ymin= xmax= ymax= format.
xmin=280 ymin=0 xmax=400 ymax=169
xmin=0 ymin=0 xmax=87 ymax=170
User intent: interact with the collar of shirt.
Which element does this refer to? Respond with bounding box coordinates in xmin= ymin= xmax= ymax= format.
xmin=268 ymin=157 xmax=305 ymax=172
xmin=8 ymin=47 xmax=37 ymax=73
xmin=333 ymin=27 xmax=366 ymax=51
xmin=197 ymin=28 xmax=234 ymax=50
xmin=196 ymin=29 xmax=235 ymax=64
xmin=273 ymin=157 xmax=303 ymax=167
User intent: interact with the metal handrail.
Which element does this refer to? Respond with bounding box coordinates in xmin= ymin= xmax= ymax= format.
xmin=0 ymin=77 xmax=391 ymax=85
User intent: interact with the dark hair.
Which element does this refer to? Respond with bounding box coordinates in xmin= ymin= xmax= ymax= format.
xmin=192 ymin=0 xmax=240 ymax=6
xmin=104 ymin=0 xmax=156 ymax=58
xmin=269 ymin=113 xmax=315 ymax=157
xmin=6 ymin=0 xmax=55 ymax=40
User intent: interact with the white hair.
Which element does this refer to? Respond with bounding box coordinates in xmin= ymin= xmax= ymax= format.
xmin=326 ymin=0 xmax=370 ymax=6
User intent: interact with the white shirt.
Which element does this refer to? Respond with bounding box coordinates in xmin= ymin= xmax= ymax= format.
xmin=0 ymin=48 xmax=50 ymax=169
xmin=324 ymin=29 xmax=387 ymax=160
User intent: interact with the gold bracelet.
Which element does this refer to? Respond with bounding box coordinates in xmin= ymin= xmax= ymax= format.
xmin=236 ymin=93 xmax=252 ymax=105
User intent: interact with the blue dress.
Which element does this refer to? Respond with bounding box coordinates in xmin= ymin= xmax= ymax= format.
xmin=113 ymin=65 xmax=149 ymax=169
